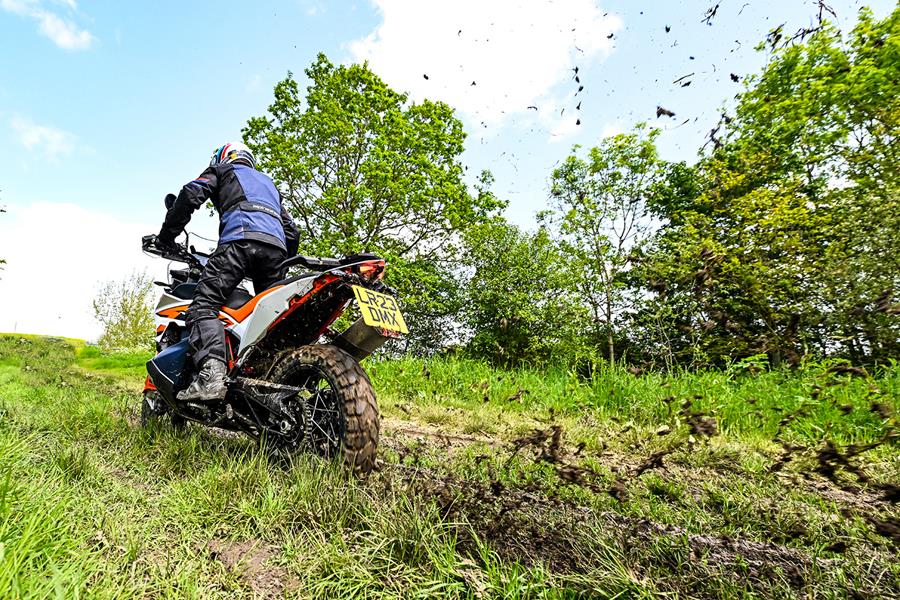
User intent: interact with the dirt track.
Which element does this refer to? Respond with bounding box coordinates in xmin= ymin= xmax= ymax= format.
xmin=375 ymin=414 xmax=900 ymax=597
xmin=98 ymin=359 xmax=900 ymax=597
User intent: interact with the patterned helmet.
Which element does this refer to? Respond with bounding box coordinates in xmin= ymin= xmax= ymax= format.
xmin=209 ymin=142 xmax=256 ymax=169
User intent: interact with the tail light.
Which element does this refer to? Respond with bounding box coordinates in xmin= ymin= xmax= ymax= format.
xmin=355 ymin=260 xmax=385 ymax=280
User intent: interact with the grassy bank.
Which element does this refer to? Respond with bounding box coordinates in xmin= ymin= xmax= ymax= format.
xmin=0 ymin=335 xmax=897 ymax=598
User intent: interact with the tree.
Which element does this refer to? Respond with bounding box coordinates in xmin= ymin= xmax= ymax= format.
xmin=462 ymin=220 xmax=589 ymax=366
xmin=637 ymin=159 xmax=832 ymax=367
xmin=545 ymin=124 xmax=664 ymax=363
xmin=637 ymin=7 xmax=900 ymax=366
xmin=244 ymin=54 xmax=505 ymax=352
xmin=92 ymin=272 xmax=155 ymax=351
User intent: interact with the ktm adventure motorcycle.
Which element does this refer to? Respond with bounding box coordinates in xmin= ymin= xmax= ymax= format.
xmin=140 ymin=202 xmax=406 ymax=475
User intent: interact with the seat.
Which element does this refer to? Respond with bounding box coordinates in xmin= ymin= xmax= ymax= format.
xmin=265 ymin=272 xmax=319 ymax=290
xmin=224 ymin=286 xmax=253 ymax=309
xmin=276 ymin=253 xmax=382 ymax=273
xmin=221 ymin=285 xmax=285 ymax=323
xmin=169 ymin=283 xmax=253 ymax=310
xmin=341 ymin=253 xmax=381 ymax=265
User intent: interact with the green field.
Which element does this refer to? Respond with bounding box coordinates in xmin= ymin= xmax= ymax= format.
xmin=0 ymin=335 xmax=897 ymax=598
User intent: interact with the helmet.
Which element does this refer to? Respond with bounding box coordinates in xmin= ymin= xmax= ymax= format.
xmin=209 ymin=141 xmax=256 ymax=169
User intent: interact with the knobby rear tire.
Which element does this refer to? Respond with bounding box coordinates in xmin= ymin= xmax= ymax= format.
xmin=268 ymin=344 xmax=380 ymax=476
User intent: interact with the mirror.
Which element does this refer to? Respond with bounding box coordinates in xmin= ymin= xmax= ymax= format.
xmin=164 ymin=193 xmax=176 ymax=210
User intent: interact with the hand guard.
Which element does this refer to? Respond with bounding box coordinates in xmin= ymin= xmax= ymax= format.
xmin=142 ymin=234 xmax=175 ymax=253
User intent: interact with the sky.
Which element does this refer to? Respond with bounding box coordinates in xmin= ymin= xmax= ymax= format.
xmin=0 ymin=0 xmax=894 ymax=340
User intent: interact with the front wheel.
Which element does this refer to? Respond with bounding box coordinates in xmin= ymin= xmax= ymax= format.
xmin=141 ymin=390 xmax=186 ymax=431
xmin=268 ymin=345 xmax=380 ymax=475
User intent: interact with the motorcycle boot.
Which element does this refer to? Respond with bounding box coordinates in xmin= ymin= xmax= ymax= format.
xmin=177 ymin=358 xmax=228 ymax=402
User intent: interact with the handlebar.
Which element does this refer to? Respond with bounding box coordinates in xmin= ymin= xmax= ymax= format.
xmin=142 ymin=234 xmax=205 ymax=268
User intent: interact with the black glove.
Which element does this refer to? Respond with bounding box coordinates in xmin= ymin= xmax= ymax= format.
xmin=141 ymin=234 xmax=158 ymax=251
xmin=142 ymin=234 xmax=175 ymax=253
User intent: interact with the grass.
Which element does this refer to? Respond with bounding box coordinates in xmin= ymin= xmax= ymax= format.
xmin=73 ymin=345 xmax=150 ymax=389
xmin=368 ymin=355 xmax=899 ymax=445
xmin=0 ymin=334 xmax=897 ymax=598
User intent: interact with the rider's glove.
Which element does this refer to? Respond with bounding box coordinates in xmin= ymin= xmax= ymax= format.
xmin=141 ymin=234 xmax=158 ymax=251
xmin=142 ymin=234 xmax=174 ymax=253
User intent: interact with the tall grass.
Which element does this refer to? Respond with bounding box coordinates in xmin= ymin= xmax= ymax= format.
xmin=0 ymin=335 xmax=896 ymax=598
xmin=368 ymin=355 xmax=898 ymax=445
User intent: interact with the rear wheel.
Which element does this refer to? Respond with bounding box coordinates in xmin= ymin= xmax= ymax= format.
xmin=267 ymin=344 xmax=379 ymax=475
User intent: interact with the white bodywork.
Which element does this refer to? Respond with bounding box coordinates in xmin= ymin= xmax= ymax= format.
xmin=153 ymin=275 xmax=319 ymax=360
xmin=233 ymin=277 xmax=315 ymax=352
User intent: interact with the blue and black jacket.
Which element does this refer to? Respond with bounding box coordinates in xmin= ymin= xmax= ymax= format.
xmin=158 ymin=163 xmax=300 ymax=255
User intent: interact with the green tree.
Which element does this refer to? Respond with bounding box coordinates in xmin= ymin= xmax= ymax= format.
xmin=462 ymin=220 xmax=589 ymax=366
xmin=545 ymin=124 xmax=664 ymax=363
xmin=638 ymin=159 xmax=831 ymax=366
xmin=92 ymin=272 xmax=155 ymax=352
xmin=244 ymin=54 xmax=505 ymax=352
xmin=638 ymin=7 xmax=900 ymax=366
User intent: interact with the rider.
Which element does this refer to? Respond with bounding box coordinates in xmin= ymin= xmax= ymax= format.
xmin=153 ymin=142 xmax=299 ymax=401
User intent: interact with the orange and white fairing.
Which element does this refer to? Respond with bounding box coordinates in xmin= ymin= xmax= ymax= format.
xmin=153 ymin=275 xmax=320 ymax=358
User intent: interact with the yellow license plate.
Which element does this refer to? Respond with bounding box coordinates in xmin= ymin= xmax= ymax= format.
xmin=352 ymin=285 xmax=409 ymax=334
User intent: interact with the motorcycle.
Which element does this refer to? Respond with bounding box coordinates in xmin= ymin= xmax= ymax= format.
xmin=140 ymin=200 xmax=406 ymax=475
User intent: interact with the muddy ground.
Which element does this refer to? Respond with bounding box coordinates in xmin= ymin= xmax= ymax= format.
xmin=369 ymin=408 xmax=900 ymax=598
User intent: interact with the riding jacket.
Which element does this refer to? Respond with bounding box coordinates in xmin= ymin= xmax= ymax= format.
xmin=158 ymin=163 xmax=299 ymax=255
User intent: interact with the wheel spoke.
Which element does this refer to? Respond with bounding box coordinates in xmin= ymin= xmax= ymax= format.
xmin=270 ymin=360 xmax=347 ymax=458
xmin=311 ymin=419 xmax=338 ymax=444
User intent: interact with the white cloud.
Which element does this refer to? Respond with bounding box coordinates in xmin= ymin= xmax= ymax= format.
xmin=301 ymin=0 xmax=324 ymax=16
xmin=351 ymin=0 xmax=621 ymax=126
xmin=0 ymin=0 xmax=32 ymax=10
xmin=10 ymin=116 xmax=76 ymax=158
xmin=600 ymin=123 xmax=623 ymax=139
xmin=0 ymin=203 xmax=164 ymax=341
xmin=1 ymin=0 xmax=94 ymax=50
xmin=36 ymin=10 xmax=92 ymax=49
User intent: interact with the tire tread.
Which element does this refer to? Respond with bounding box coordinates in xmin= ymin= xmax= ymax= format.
xmin=268 ymin=344 xmax=380 ymax=475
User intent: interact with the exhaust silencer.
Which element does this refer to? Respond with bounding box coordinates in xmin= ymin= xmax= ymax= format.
xmin=332 ymin=318 xmax=397 ymax=360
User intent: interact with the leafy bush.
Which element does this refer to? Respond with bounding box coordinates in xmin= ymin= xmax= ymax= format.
xmin=461 ymin=220 xmax=591 ymax=366
xmin=92 ymin=271 xmax=155 ymax=352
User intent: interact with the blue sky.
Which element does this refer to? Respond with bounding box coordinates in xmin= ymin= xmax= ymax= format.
xmin=0 ymin=0 xmax=894 ymax=338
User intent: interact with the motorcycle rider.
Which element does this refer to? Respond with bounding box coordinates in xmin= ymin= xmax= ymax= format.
xmin=152 ymin=142 xmax=299 ymax=401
